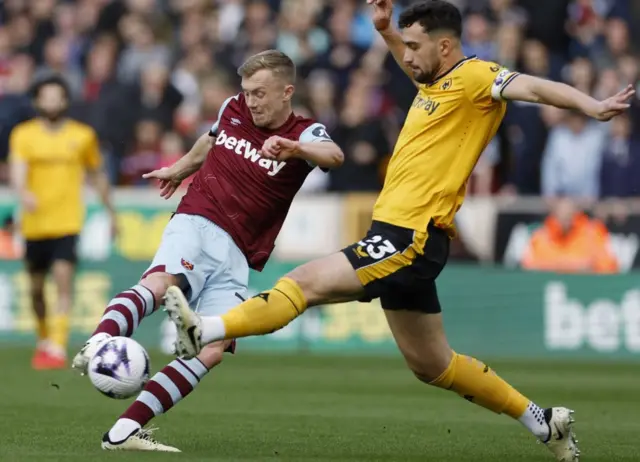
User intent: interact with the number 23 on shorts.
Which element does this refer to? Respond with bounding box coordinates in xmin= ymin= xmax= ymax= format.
xmin=357 ymin=235 xmax=397 ymax=260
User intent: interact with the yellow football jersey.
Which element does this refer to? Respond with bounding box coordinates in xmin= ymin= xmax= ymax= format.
xmin=9 ymin=119 xmax=102 ymax=240
xmin=373 ymin=57 xmax=519 ymax=235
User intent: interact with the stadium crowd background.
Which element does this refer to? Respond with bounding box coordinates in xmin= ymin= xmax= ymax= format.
xmin=0 ymin=0 xmax=638 ymax=198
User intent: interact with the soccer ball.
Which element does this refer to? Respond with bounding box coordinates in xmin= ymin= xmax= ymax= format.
xmin=88 ymin=337 xmax=150 ymax=399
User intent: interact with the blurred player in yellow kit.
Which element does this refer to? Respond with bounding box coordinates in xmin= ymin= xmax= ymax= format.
xmin=165 ymin=2 xmax=635 ymax=459
xmin=9 ymin=75 xmax=115 ymax=369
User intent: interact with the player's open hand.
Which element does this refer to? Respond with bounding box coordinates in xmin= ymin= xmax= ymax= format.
xmin=593 ymin=84 xmax=636 ymax=121
xmin=142 ymin=167 xmax=182 ymax=199
xmin=367 ymin=0 xmax=394 ymax=32
xmin=261 ymin=136 xmax=300 ymax=161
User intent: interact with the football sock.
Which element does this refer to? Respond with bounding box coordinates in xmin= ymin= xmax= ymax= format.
xmin=49 ymin=313 xmax=69 ymax=352
xmin=93 ymin=285 xmax=156 ymax=337
xmin=518 ymin=402 xmax=551 ymax=441
xmin=35 ymin=316 xmax=48 ymax=342
xmin=203 ymin=278 xmax=307 ymax=342
xmin=430 ymin=353 xmax=530 ymax=418
xmin=112 ymin=357 xmax=209 ymax=440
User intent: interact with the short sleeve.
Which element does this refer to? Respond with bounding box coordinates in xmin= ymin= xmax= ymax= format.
xmin=8 ymin=126 xmax=28 ymax=162
xmin=465 ymin=62 xmax=520 ymax=110
xmin=209 ymin=94 xmax=239 ymax=137
xmin=83 ymin=129 xmax=103 ymax=170
xmin=298 ymin=123 xmax=333 ymax=143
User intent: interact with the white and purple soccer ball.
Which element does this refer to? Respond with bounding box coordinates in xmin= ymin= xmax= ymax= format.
xmin=88 ymin=337 xmax=150 ymax=399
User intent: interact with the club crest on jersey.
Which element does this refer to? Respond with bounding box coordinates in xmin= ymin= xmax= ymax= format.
xmin=181 ymin=258 xmax=194 ymax=271
xmin=441 ymin=78 xmax=452 ymax=91
xmin=312 ymin=126 xmax=331 ymax=140
xmin=215 ymin=129 xmax=286 ymax=177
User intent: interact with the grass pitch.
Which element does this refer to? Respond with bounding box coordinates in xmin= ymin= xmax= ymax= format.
xmin=1 ymin=348 xmax=638 ymax=461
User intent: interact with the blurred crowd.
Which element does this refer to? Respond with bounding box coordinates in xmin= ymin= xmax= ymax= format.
xmin=0 ymin=0 xmax=638 ymax=197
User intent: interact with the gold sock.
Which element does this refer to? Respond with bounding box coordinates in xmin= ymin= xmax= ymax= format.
xmin=222 ymin=278 xmax=307 ymax=339
xmin=35 ymin=317 xmax=48 ymax=342
xmin=430 ymin=353 xmax=529 ymax=418
xmin=49 ymin=314 xmax=70 ymax=351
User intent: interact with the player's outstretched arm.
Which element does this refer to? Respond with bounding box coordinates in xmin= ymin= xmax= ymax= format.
xmin=368 ymin=0 xmax=418 ymax=88
xmin=294 ymin=141 xmax=345 ymax=169
xmin=262 ymin=136 xmax=344 ymax=169
xmin=501 ymin=75 xmax=636 ymax=121
xmin=143 ymin=131 xmax=213 ymax=199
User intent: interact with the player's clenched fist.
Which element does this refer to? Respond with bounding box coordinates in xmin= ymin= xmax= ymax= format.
xmin=367 ymin=0 xmax=394 ymax=32
xmin=261 ymin=135 xmax=300 ymax=161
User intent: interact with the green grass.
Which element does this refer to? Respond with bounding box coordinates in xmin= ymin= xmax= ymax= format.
xmin=1 ymin=348 xmax=637 ymax=461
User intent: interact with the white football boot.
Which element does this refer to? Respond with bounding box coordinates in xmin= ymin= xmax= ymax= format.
xmin=102 ymin=427 xmax=180 ymax=452
xmin=71 ymin=332 xmax=112 ymax=375
xmin=163 ymin=285 xmax=202 ymax=359
xmin=543 ymin=407 xmax=580 ymax=461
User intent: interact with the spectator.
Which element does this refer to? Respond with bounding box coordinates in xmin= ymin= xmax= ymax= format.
xmin=0 ymin=54 xmax=35 ymax=180
xmin=329 ymin=73 xmax=390 ymax=192
xmin=599 ymin=113 xmax=640 ymax=198
xmin=132 ymin=62 xmax=183 ymax=131
xmin=117 ymin=16 xmax=170 ymax=84
xmin=155 ymin=131 xmax=193 ymax=189
xmin=0 ymin=214 xmax=21 ymax=260
xmin=120 ymin=118 xmax=162 ymax=186
xmin=521 ymin=196 xmax=619 ymax=274
xmin=0 ymin=0 xmax=635 ymax=196
xmin=462 ymin=13 xmax=496 ymax=61
xmin=33 ymin=36 xmax=83 ymax=98
xmin=541 ymin=109 xmax=607 ymax=199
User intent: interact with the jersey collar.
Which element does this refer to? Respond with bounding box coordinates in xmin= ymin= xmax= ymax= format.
xmin=428 ymin=55 xmax=477 ymax=86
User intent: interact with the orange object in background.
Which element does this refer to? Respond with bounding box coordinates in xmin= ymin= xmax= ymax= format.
xmin=521 ymin=198 xmax=619 ymax=274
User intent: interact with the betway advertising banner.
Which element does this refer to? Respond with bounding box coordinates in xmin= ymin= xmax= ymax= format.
xmin=1 ymin=257 xmax=640 ymax=359
xmin=0 ymin=192 xmax=639 ymax=359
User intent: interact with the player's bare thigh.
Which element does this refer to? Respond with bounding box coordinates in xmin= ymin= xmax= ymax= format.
xmin=140 ymin=271 xmax=185 ymax=307
xmin=285 ymin=252 xmax=365 ymax=307
xmin=384 ymin=309 xmax=453 ymax=382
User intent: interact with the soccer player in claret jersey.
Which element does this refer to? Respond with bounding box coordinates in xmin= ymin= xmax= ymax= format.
xmin=71 ymin=50 xmax=344 ymax=451
xmin=165 ymin=2 xmax=635 ymax=461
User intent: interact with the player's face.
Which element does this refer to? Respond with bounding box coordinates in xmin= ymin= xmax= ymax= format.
xmin=35 ymin=84 xmax=68 ymax=121
xmin=402 ymin=23 xmax=443 ymax=84
xmin=242 ymin=69 xmax=294 ymax=128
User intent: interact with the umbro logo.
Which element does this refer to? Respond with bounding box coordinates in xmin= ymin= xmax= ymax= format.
xmin=231 ymin=118 xmax=242 ymax=126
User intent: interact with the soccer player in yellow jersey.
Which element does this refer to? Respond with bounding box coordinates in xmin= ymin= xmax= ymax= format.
xmin=164 ymin=1 xmax=635 ymax=459
xmin=9 ymin=75 xmax=115 ymax=370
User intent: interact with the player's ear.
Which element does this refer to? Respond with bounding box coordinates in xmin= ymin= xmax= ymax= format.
xmin=439 ymin=36 xmax=454 ymax=57
xmin=283 ymin=84 xmax=295 ymax=102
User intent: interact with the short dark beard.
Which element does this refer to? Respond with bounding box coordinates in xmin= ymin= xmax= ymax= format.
xmin=37 ymin=110 xmax=66 ymax=123
xmin=414 ymin=70 xmax=438 ymax=84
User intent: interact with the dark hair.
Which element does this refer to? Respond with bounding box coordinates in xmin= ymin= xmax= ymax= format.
xmin=398 ymin=1 xmax=463 ymax=38
xmin=29 ymin=74 xmax=71 ymax=100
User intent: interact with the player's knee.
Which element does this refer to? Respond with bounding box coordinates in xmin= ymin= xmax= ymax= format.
xmin=404 ymin=350 xmax=453 ymax=384
xmin=197 ymin=342 xmax=225 ymax=369
xmin=140 ymin=272 xmax=177 ymax=304
xmin=285 ymin=266 xmax=322 ymax=305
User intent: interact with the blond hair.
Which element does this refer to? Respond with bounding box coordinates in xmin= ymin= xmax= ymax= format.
xmin=237 ymin=50 xmax=296 ymax=84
